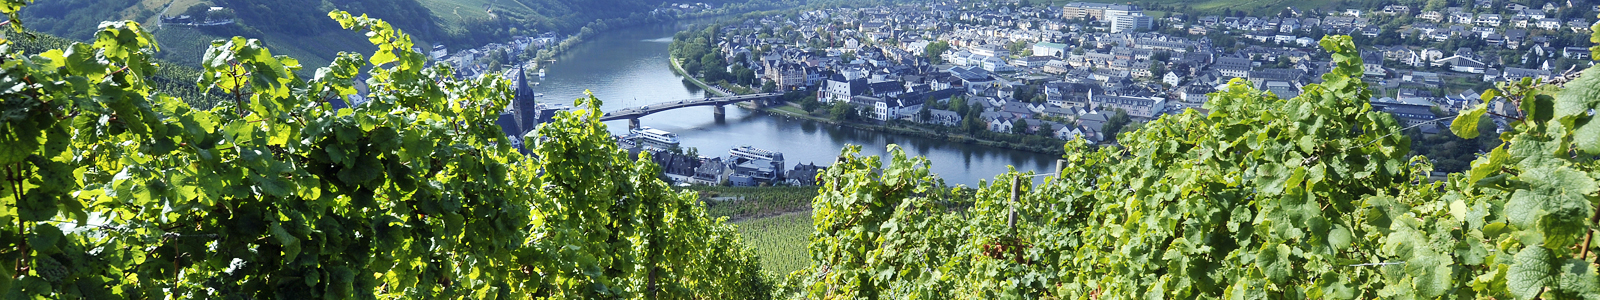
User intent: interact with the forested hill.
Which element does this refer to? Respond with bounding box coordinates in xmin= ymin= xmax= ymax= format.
xmin=13 ymin=0 xmax=771 ymax=69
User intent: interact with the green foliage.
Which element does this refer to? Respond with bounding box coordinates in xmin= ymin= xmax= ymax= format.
xmin=0 ymin=10 xmax=766 ymax=299
xmin=734 ymin=212 xmax=814 ymax=276
xmin=683 ymin=186 xmax=819 ymax=220
xmin=923 ymin=40 xmax=949 ymax=64
xmin=779 ymin=35 xmax=1600 ymax=299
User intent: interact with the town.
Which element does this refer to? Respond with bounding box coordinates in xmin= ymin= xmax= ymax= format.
xmin=424 ymin=0 xmax=1600 ymax=187
xmin=691 ymin=0 xmax=1597 ymax=138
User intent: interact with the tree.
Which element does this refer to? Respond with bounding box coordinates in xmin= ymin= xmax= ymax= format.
xmin=925 ymin=41 xmax=951 ymax=64
xmin=733 ymin=65 xmax=757 ymax=86
xmin=1424 ymin=0 xmax=1447 ymax=12
xmin=829 ymin=101 xmax=858 ymax=121
xmin=1149 ymin=62 xmax=1168 ymax=79
xmin=1151 ymin=50 xmax=1172 ymax=62
xmin=949 ymin=96 xmax=969 ymax=117
xmin=1101 ymin=108 xmax=1131 ymax=142
xmin=918 ymin=104 xmax=933 ymax=123
xmin=800 ymin=96 xmax=822 ymax=112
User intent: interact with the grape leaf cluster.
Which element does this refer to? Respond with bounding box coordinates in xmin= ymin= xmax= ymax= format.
xmin=0 ymin=7 xmax=766 ymax=299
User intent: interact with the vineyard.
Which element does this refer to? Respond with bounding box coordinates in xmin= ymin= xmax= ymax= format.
xmin=0 ymin=7 xmax=768 ymax=299
xmin=149 ymin=26 xmax=212 ymax=68
xmin=11 ymin=0 xmax=1600 ymax=297
xmin=680 ymin=186 xmax=818 ymax=220
xmin=735 ymin=212 xmax=814 ymax=276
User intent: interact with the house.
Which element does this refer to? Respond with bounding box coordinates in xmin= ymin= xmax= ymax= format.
xmin=1213 ymin=57 xmax=1252 ymax=78
xmin=822 ymin=75 xmax=868 ymax=103
xmin=923 ymin=109 xmax=960 ymax=126
xmin=784 ymin=163 xmax=824 ymax=186
xmin=1371 ymin=100 xmax=1442 ymax=133
xmin=1420 ymin=48 xmax=1446 ymax=61
xmin=1179 ymin=84 xmax=1215 ymax=105
xmin=987 ymin=117 xmax=1014 ymax=132
xmin=1382 ymin=46 xmax=1421 ymax=67
xmin=1382 ymin=5 xmax=1411 ymax=15
xmin=1565 ymin=46 xmax=1591 ymax=59
xmin=1163 ymin=71 xmax=1183 ymax=86
xmin=1433 ymin=55 xmax=1488 ymax=73
xmin=729 ymin=157 xmax=784 ymax=185
xmin=765 ymin=62 xmax=808 ymax=91
xmin=1501 ymin=67 xmax=1552 ymax=82
xmin=1248 ymin=68 xmax=1308 ymax=88
xmin=1054 ymin=124 xmax=1089 ymax=141
xmin=1092 ymin=95 xmax=1166 ymax=121
xmin=1033 ymin=42 xmax=1069 ymax=57
xmin=1538 ymin=18 xmax=1563 ymax=30
xmin=693 ymin=158 xmax=729 ymax=185
xmin=1475 ymin=14 xmax=1502 ymax=27
xmin=1418 ymin=11 xmax=1444 ymax=22
xmin=1263 ymin=81 xmax=1300 ymax=99
xmin=1360 ymin=51 xmax=1385 ymax=76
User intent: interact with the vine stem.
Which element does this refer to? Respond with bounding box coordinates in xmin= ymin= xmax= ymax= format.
xmin=1588 ymin=206 xmax=1600 ymax=264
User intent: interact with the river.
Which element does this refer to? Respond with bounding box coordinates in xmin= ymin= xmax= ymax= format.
xmin=533 ymin=21 xmax=1059 ymax=186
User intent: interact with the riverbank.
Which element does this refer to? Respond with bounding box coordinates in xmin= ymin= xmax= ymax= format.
xmin=758 ymin=104 xmax=1068 ymax=156
xmin=670 ymin=57 xmax=732 ymax=97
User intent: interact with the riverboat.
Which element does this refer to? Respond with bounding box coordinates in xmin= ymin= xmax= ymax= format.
xmin=631 ymin=126 xmax=680 ymax=147
xmin=730 ymin=145 xmax=783 ymax=161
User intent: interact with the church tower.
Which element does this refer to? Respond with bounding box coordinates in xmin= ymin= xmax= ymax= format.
xmin=512 ymin=51 xmax=540 ymax=136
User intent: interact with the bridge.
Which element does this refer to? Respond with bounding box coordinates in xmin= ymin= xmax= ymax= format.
xmin=599 ymin=93 xmax=784 ymax=129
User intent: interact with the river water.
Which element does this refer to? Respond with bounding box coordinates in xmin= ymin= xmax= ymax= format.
xmin=534 ymin=21 xmax=1059 ymax=186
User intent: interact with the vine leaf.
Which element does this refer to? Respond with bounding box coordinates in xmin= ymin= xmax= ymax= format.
xmin=1508 ymin=246 xmax=1555 ymax=300
xmin=1451 ymin=104 xmax=1487 ymax=139
xmin=1554 ymin=66 xmax=1600 ymax=154
xmin=1505 ymin=167 xmax=1596 ymax=248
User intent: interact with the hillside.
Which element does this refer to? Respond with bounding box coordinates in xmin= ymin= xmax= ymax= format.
xmin=13 ymin=0 xmax=760 ymax=69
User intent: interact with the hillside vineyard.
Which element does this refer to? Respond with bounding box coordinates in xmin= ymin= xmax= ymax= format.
xmin=7 ymin=2 xmax=1600 ymax=300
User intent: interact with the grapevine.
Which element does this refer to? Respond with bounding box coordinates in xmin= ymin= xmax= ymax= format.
xmin=0 ymin=4 xmax=767 ymax=299
xmin=782 ymin=34 xmax=1600 ymax=299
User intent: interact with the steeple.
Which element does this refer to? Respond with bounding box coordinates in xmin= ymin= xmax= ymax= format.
xmin=510 ymin=50 xmax=539 ymax=136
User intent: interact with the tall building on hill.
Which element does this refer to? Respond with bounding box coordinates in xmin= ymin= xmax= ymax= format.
xmin=1110 ymin=12 xmax=1153 ymax=32
xmin=1061 ymin=2 xmax=1136 ymax=20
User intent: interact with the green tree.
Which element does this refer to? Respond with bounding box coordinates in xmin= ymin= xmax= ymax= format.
xmin=1101 ymin=108 xmax=1131 ymax=142
xmin=924 ymin=40 xmax=951 ymax=64
xmin=828 ymin=101 xmax=857 ymax=121
xmin=1151 ymin=50 xmax=1172 ymax=62
xmin=918 ymin=103 xmax=933 ymax=123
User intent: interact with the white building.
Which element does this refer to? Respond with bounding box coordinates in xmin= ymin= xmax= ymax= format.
xmin=1110 ymin=12 xmax=1154 ymax=33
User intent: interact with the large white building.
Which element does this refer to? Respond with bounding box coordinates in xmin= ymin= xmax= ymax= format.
xmin=1110 ymin=12 xmax=1154 ymax=32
